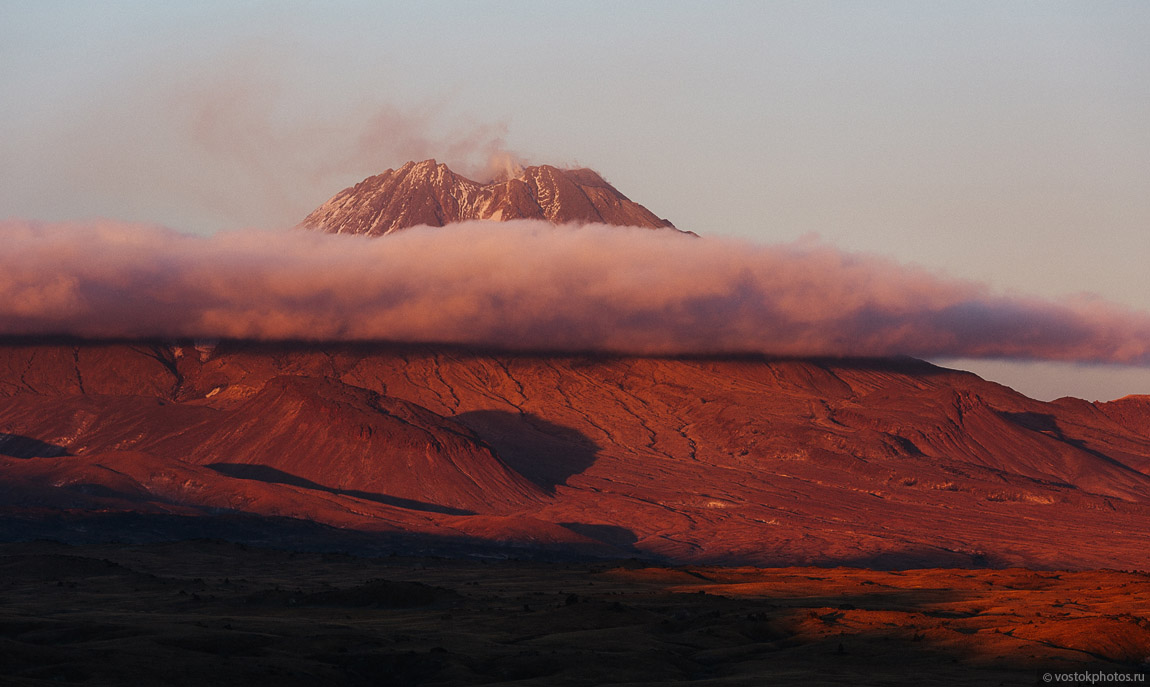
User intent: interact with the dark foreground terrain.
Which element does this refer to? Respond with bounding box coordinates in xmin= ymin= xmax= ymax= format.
xmin=1 ymin=539 xmax=1147 ymax=686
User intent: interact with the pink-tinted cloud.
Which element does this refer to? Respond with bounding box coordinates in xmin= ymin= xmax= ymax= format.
xmin=2 ymin=219 xmax=1149 ymax=364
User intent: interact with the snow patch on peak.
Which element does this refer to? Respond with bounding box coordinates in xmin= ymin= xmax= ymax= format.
xmin=300 ymin=160 xmax=682 ymax=236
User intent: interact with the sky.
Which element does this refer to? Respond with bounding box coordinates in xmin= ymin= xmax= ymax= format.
xmin=2 ymin=1 xmax=1149 ymax=401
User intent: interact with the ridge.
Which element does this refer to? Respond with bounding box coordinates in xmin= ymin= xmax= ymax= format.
xmin=300 ymin=159 xmax=684 ymax=236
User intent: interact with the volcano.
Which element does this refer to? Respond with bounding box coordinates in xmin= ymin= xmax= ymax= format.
xmin=7 ymin=174 xmax=1150 ymax=686
xmin=300 ymin=159 xmax=683 ymax=235
xmin=3 ymin=165 xmax=1150 ymax=571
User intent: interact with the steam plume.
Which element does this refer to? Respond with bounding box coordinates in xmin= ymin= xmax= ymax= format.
xmin=44 ymin=49 xmax=526 ymax=229
xmin=2 ymin=219 xmax=1148 ymax=364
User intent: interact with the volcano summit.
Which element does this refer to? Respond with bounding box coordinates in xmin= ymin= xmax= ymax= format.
xmin=300 ymin=159 xmax=683 ymax=236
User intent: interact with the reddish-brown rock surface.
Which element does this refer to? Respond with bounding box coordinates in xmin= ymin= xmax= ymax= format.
xmin=299 ymin=160 xmax=681 ymax=235
xmin=2 ymin=341 xmax=1149 ymax=569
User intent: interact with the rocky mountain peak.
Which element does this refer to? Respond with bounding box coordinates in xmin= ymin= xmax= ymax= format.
xmin=300 ymin=160 xmax=684 ymax=236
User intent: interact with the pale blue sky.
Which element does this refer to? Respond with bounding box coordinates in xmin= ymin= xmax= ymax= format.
xmin=2 ymin=1 xmax=1149 ymax=400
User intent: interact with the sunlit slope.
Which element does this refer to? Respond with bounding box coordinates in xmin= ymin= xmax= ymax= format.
xmin=2 ymin=341 xmax=1149 ymax=568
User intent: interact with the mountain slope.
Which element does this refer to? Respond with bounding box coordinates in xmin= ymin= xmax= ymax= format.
xmin=2 ymin=341 xmax=1150 ymax=569
xmin=300 ymin=159 xmax=681 ymax=236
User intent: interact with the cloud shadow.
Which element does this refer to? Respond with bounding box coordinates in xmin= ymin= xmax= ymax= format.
xmin=0 ymin=434 xmax=69 ymax=459
xmin=206 ymin=463 xmax=474 ymax=516
xmin=451 ymin=410 xmax=600 ymax=493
